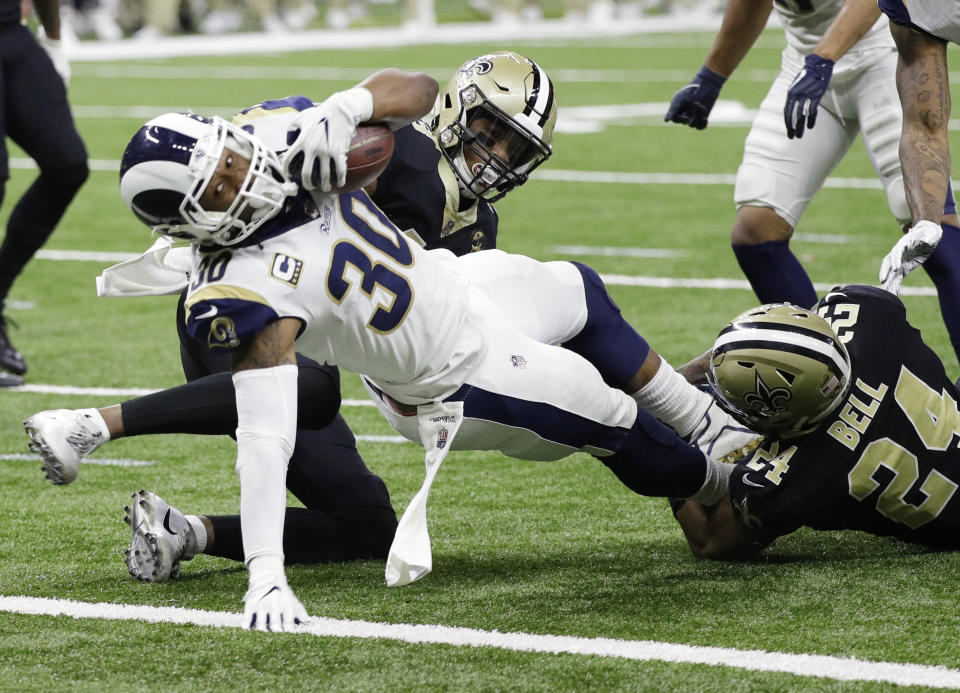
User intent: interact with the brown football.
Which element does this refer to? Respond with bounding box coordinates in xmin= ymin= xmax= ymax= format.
xmin=340 ymin=123 xmax=394 ymax=192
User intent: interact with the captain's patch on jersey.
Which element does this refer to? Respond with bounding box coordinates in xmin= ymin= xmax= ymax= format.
xmin=270 ymin=252 xmax=304 ymax=286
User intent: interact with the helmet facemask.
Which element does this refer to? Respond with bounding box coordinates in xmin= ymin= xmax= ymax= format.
xmin=168 ymin=117 xmax=295 ymax=246
xmin=434 ymin=53 xmax=556 ymax=203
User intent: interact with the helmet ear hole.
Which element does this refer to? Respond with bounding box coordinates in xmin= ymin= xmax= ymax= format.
xmin=776 ymin=369 xmax=796 ymax=384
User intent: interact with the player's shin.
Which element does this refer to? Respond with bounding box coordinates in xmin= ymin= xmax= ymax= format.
xmin=920 ymin=222 xmax=960 ymax=365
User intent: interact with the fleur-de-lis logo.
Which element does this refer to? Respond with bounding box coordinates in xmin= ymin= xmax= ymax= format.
xmin=742 ymin=372 xmax=791 ymax=415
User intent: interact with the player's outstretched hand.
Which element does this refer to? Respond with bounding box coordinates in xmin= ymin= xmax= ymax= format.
xmin=285 ymin=87 xmax=374 ymax=193
xmin=879 ymin=220 xmax=943 ymax=295
xmin=664 ymin=66 xmax=726 ymax=130
xmin=784 ymin=53 xmax=834 ymax=139
xmin=243 ymin=555 xmax=309 ymax=632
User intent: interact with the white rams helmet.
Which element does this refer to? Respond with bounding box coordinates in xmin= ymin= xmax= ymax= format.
xmin=119 ymin=112 xmax=296 ymax=246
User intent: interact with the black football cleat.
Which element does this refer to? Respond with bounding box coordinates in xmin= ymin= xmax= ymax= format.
xmin=0 ymin=315 xmax=25 ymax=376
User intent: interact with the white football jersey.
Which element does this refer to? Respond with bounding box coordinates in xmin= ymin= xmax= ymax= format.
xmin=774 ymin=0 xmax=893 ymax=61
xmin=183 ymin=190 xmax=484 ymax=404
xmin=878 ymin=0 xmax=960 ymax=44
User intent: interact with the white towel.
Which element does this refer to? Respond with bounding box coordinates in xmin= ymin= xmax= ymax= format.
xmin=96 ymin=237 xmax=193 ymax=297
xmin=385 ymin=399 xmax=464 ymax=587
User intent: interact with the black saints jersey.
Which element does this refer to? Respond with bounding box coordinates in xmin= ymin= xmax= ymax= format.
xmin=370 ymin=122 xmax=499 ymax=256
xmin=729 ymin=285 xmax=960 ymax=548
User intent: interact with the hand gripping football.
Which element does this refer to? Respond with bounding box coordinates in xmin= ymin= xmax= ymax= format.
xmin=339 ymin=123 xmax=394 ymax=193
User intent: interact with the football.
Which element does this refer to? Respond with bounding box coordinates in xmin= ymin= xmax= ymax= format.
xmin=340 ymin=123 xmax=395 ymax=192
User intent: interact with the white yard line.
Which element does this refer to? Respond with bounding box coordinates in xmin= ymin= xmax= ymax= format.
xmin=0 ymin=595 xmax=957 ymax=688
xmin=0 ymin=453 xmax=155 ymax=467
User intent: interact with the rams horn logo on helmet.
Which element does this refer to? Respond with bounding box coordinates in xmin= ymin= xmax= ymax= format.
xmin=742 ymin=372 xmax=791 ymax=416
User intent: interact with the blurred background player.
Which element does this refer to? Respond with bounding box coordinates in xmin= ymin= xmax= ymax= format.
xmin=0 ymin=0 xmax=89 ymax=381
xmin=673 ymin=283 xmax=960 ymax=558
xmin=665 ymin=0 xmax=960 ymax=367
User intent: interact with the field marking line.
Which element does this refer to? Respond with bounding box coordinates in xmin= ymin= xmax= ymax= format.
xmin=0 ymin=595 xmax=958 ymax=687
xmin=11 ymin=158 xmax=899 ymax=190
xmin=0 ymin=453 xmax=155 ymax=467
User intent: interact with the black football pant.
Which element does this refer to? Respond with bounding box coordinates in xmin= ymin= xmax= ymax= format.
xmin=118 ymin=292 xmax=397 ymax=564
xmin=0 ymin=22 xmax=89 ymax=306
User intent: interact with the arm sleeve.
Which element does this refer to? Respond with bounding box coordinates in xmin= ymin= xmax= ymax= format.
xmin=234 ymin=364 xmax=299 ymax=564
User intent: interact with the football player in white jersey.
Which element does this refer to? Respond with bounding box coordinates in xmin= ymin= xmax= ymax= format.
xmin=110 ymin=80 xmax=754 ymax=629
xmin=24 ymin=56 xmax=569 ymax=581
xmin=876 ymin=0 xmax=960 ymax=305
xmin=666 ymin=0 xmax=960 ymax=366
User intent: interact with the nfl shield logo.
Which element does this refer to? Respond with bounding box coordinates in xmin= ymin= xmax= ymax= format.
xmin=437 ymin=428 xmax=448 ymax=449
xmin=511 ymin=355 xmax=526 ymax=369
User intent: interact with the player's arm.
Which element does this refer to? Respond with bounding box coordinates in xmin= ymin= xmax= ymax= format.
xmin=32 ymin=0 xmax=61 ymax=38
xmin=676 ymin=349 xmax=711 ymax=387
xmin=674 ymin=495 xmax=771 ymax=560
xmin=702 ymin=0 xmax=773 ymax=77
xmin=286 ymin=69 xmax=438 ymax=192
xmin=665 ymin=0 xmax=772 ymax=129
xmin=811 ymin=0 xmax=881 ymax=61
xmin=891 ymin=23 xmax=951 ymax=226
xmin=231 ymin=317 xmax=309 ymax=631
xmin=358 ymin=68 xmax=440 ymax=131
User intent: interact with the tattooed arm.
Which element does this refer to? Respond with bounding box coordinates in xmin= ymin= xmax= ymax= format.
xmin=891 ymin=23 xmax=952 ymax=225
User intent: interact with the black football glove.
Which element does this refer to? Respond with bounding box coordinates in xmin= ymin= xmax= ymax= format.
xmin=784 ymin=53 xmax=835 ymax=139
xmin=664 ymin=66 xmax=727 ymax=130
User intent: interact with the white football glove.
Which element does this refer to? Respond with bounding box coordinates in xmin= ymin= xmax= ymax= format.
xmin=878 ymin=220 xmax=943 ymax=295
xmin=242 ymin=555 xmax=309 ymax=632
xmin=37 ymin=29 xmax=70 ymax=88
xmin=284 ymin=87 xmax=374 ymax=193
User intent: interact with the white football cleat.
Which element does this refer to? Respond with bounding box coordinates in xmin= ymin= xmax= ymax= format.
xmin=686 ymin=401 xmax=762 ymax=464
xmin=24 ymin=409 xmax=107 ymax=485
xmin=124 ymin=490 xmax=198 ymax=583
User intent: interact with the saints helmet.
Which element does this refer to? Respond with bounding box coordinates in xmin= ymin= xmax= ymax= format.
xmin=119 ymin=112 xmax=296 ymax=246
xmin=706 ymin=303 xmax=852 ymax=438
xmin=432 ymin=52 xmax=557 ymax=202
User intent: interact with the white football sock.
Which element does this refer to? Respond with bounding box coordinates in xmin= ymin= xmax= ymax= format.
xmin=186 ymin=515 xmax=208 ymax=553
xmin=631 ymin=357 xmax=712 ymax=437
xmin=687 ymin=459 xmax=735 ymax=506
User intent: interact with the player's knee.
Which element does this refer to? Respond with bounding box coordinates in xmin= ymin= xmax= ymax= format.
xmin=730 ymin=207 xmax=793 ymax=246
xmin=885 ymin=176 xmax=911 ymax=227
xmin=44 ymin=158 xmax=89 ymax=195
xmin=296 ymin=363 xmax=341 ymax=429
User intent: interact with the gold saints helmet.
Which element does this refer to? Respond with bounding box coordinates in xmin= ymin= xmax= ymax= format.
xmin=706 ymin=303 xmax=852 ymax=438
xmin=431 ymin=51 xmax=557 ymax=202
